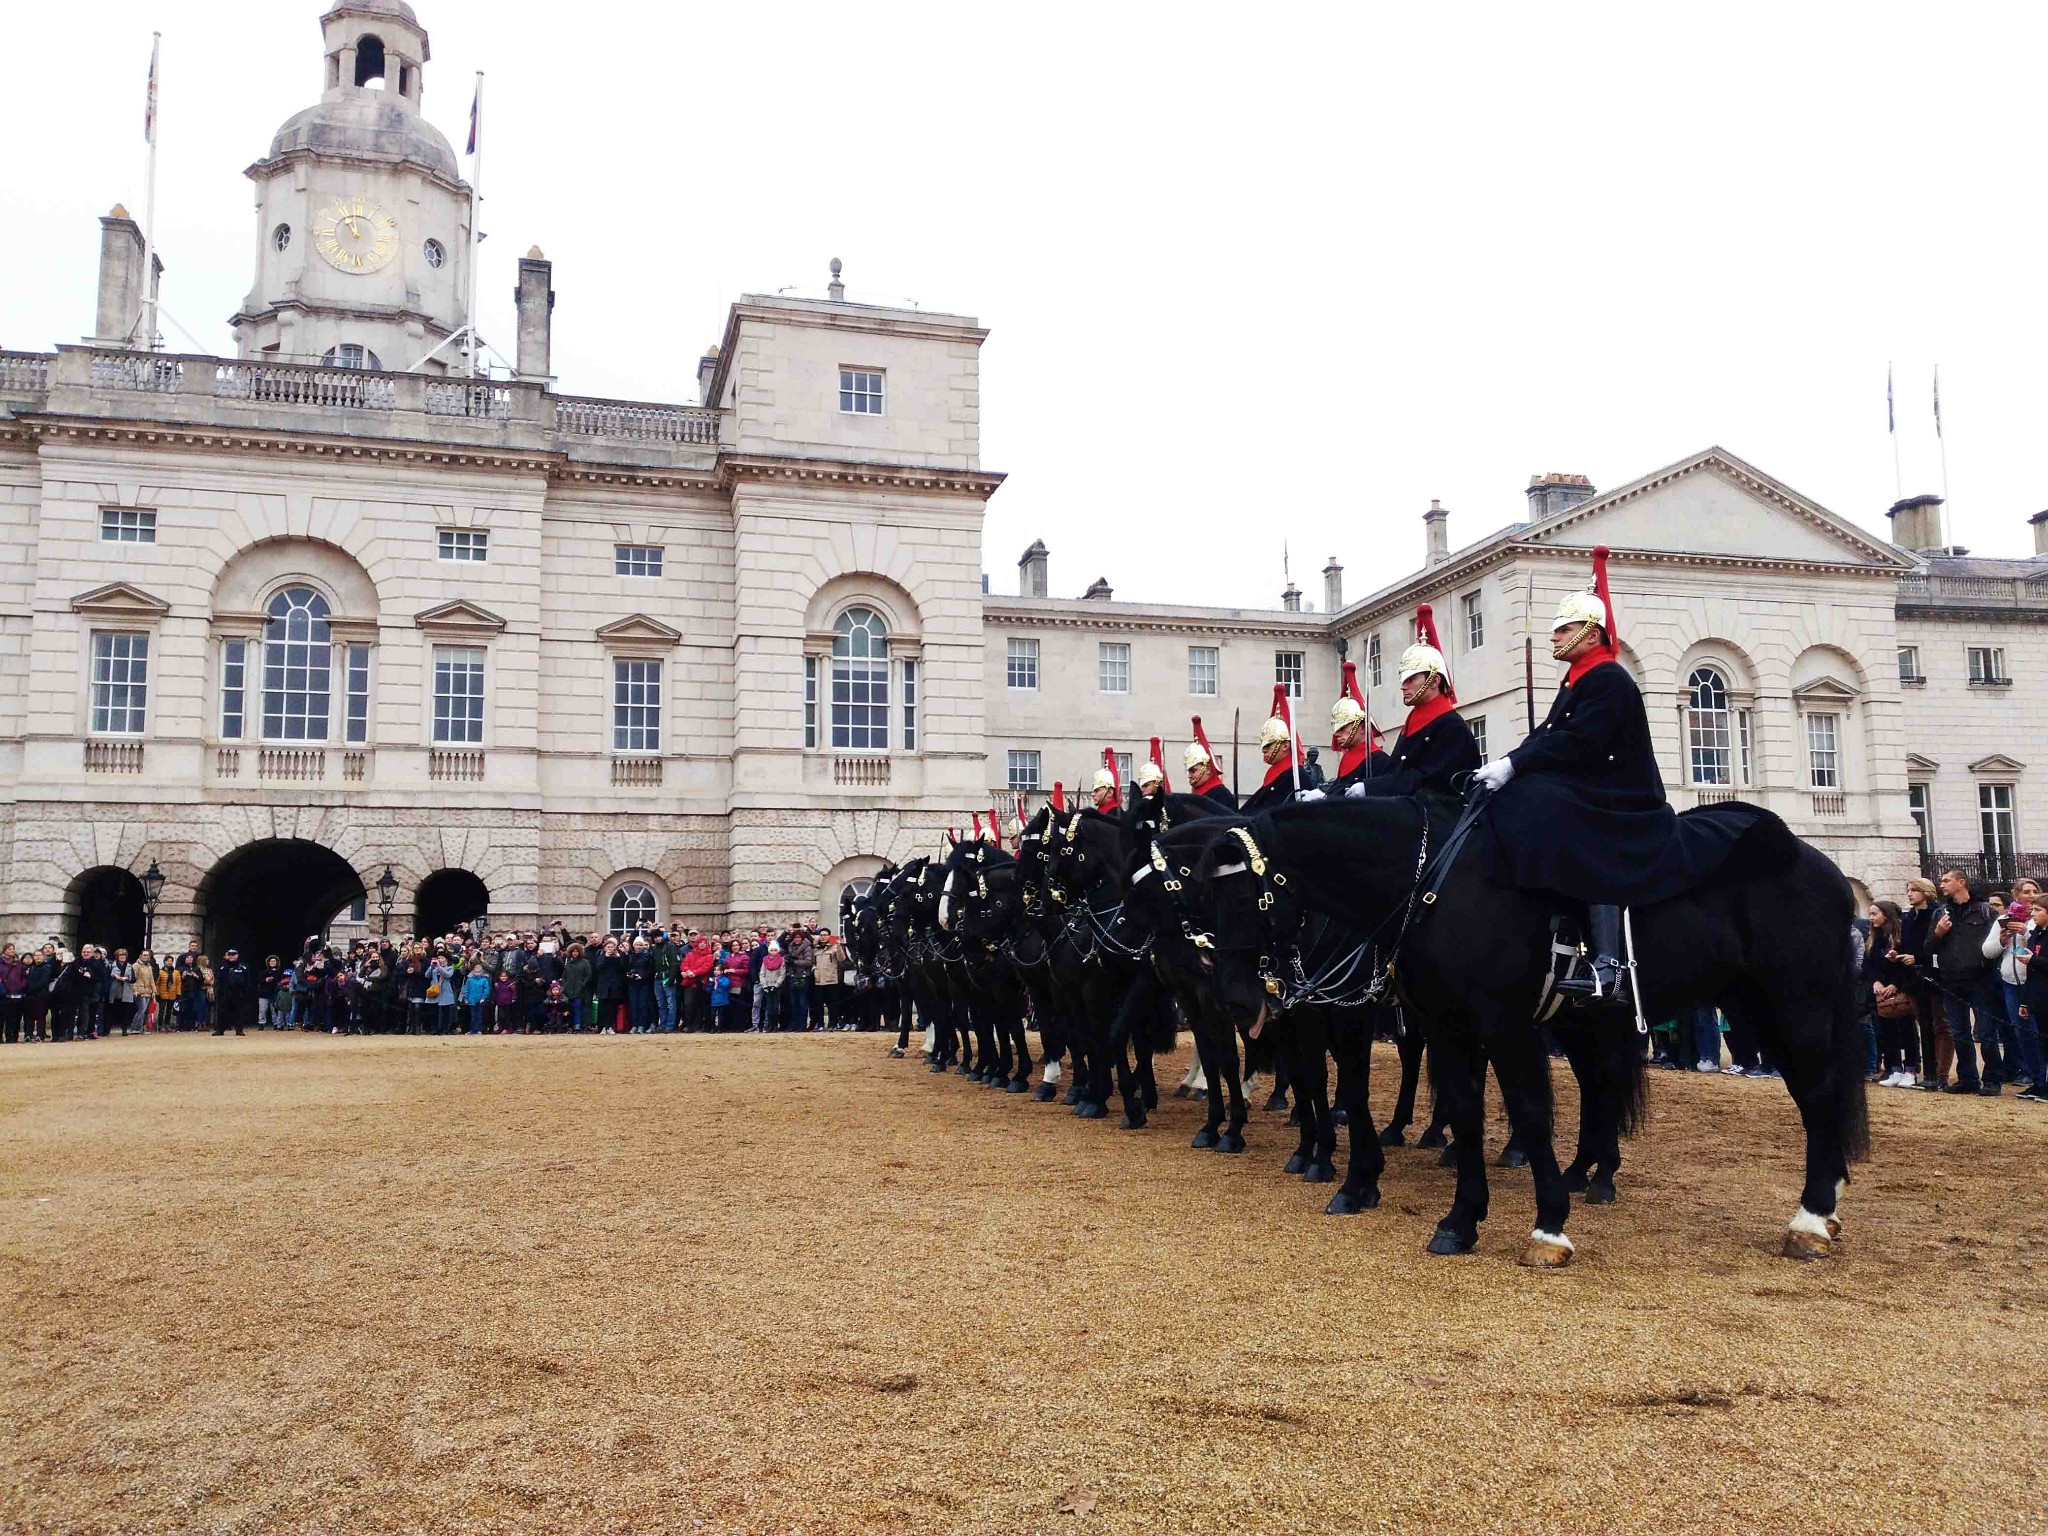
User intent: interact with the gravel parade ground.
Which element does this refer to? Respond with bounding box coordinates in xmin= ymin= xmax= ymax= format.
xmin=4 ymin=1030 xmax=2045 ymax=1534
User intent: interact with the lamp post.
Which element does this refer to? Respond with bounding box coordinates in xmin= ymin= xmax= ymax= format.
xmin=376 ymin=864 xmax=398 ymax=937
xmin=140 ymin=860 xmax=166 ymax=952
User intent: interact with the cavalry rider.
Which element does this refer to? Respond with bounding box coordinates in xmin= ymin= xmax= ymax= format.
xmin=1239 ymin=684 xmax=1302 ymax=815
xmin=1472 ymin=546 xmax=1668 ymax=1007
xmin=1331 ymin=604 xmax=1479 ymax=802
xmin=1183 ymin=716 xmax=1236 ymax=808
xmin=1321 ymin=659 xmax=1392 ymax=792
xmin=1088 ymin=748 xmax=1123 ymax=819
xmin=1133 ymin=737 xmax=1170 ymax=808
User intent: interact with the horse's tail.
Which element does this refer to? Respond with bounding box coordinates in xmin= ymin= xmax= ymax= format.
xmin=1146 ymin=995 xmax=1179 ymax=1056
xmin=1833 ymin=929 xmax=1872 ymax=1165
xmin=1609 ymin=1017 xmax=1650 ymax=1138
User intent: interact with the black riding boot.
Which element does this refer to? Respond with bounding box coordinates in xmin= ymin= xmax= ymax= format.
xmin=1556 ymin=904 xmax=1633 ymax=1008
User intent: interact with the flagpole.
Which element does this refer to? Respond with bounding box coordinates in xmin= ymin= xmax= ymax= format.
xmin=1935 ymin=364 xmax=1952 ymax=551
xmin=467 ymin=71 xmax=484 ymax=378
xmin=140 ymin=32 xmax=161 ymax=349
xmin=1887 ymin=361 xmax=1901 ymax=506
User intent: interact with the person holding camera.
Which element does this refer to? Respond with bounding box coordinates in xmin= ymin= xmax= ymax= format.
xmin=1984 ymin=878 xmax=2043 ymax=1095
xmin=1930 ymin=868 xmax=2000 ymax=1095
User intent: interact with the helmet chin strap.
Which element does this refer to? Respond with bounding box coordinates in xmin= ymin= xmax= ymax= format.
xmin=1554 ymin=619 xmax=1600 ymax=658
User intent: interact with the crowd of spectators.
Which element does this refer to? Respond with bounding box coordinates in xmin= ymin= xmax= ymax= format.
xmin=0 ymin=919 xmax=895 ymax=1042
xmin=1647 ymin=867 xmax=2048 ymax=1103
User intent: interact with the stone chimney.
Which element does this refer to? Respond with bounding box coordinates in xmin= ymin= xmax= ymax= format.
xmin=514 ymin=247 xmax=555 ymax=383
xmin=92 ymin=205 xmax=159 ymax=346
xmin=1082 ymin=576 xmax=1113 ymax=601
xmin=1281 ymin=582 xmax=1302 ymax=612
xmin=1888 ymin=494 xmax=1944 ymax=553
xmin=2031 ymin=510 xmax=2048 ymax=557
xmin=1525 ymin=472 xmax=1596 ymax=523
xmin=696 ymin=343 xmax=722 ymax=407
xmin=1018 ymin=539 xmax=1049 ymax=598
xmin=1423 ymin=500 xmax=1450 ymax=567
xmin=1322 ymin=556 xmax=1343 ymax=612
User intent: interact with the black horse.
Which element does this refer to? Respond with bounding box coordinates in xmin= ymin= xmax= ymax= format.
xmin=937 ymin=837 xmax=1036 ymax=1091
xmin=1167 ymin=795 xmax=1867 ymax=1265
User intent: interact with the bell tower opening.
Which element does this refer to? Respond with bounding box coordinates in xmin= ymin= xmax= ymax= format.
xmin=354 ymin=34 xmax=387 ymax=87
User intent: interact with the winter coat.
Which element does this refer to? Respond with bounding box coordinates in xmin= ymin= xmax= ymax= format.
xmin=813 ymin=945 xmax=839 ymax=987
xmin=624 ymin=950 xmax=655 ymax=986
xmin=594 ymin=952 xmax=627 ymax=1000
xmin=680 ymin=942 xmax=717 ymax=988
xmin=786 ymin=932 xmax=816 ymax=972
xmin=461 ymin=971 xmax=491 ymax=1006
xmin=563 ymin=955 xmax=593 ymax=1000
xmin=1932 ymin=896 xmax=1993 ymax=979
xmin=1342 ymin=710 xmax=1479 ymax=801
xmin=0 ymin=955 xmax=29 ymax=996
xmin=1485 ymin=659 xmax=1788 ymax=906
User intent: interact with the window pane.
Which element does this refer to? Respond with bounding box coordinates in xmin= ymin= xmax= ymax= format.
xmin=1275 ymin=651 xmax=1304 ymax=698
xmin=1686 ymin=667 xmax=1731 ymax=785
xmin=1188 ymin=646 xmax=1218 ymax=696
xmin=221 ymin=639 xmax=246 ymax=740
xmin=1007 ymin=637 xmax=1039 ymax=690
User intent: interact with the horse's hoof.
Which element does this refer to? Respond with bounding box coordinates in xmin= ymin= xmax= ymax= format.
xmin=1033 ymin=1083 xmax=1057 ymax=1102
xmin=1377 ymin=1126 xmax=1406 ymax=1149
xmin=1326 ymin=1186 xmax=1379 ymax=1215
xmin=1303 ymin=1161 xmax=1335 ymax=1185
xmin=1075 ymin=1101 xmax=1107 ymax=1121
xmin=1437 ymin=1143 xmax=1459 ymax=1169
xmin=1191 ymin=1088 xmax=1208 ymax=1102
xmin=1331 ymin=1108 xmax=1348 ymax=1127
xmin=1142 ymin=1085 xmax=1158 ymax=1110
xmin=1496 ymin=1148 xmax=1530 ymax=1170
xmin=1283 ymin=1152 xmax=1307 ymax=1175
xmin=887 ymin=1047 xmax=905 ymax=1058
xmin=1287 ymin=1107 xmax=1304 ymax=1127
xmin=1263 ymin=1093 xmax=1289 ymax=1113
xmin=929 ymin=1061 xmax=948 ymax=1074
xmin=1061 ymin=1088 xmax=1081 ymax=1106
xmin=1426 ymin=1225 xmax=1478 ymax=1256
xmin=1005 ymin=1078 xmax=1030 ymax=1094
xmin=1117 ymin=1113 xmax=1145 ymax=1131
xmin=1825 ymin=1216 xmax=1843 ymax=1241
xmin=1190 ymin=1127 xmax=1219 ymax=1149
xmin=1216 ymin=1133 xmax=1246 ymax=1155
xmin=1585 ymin=1179 xmax=1619 ymax=1206
xmin=1781 ymin=1228 xmax=1832 ymax=1261
xmin=1518 ymin=1234 xmax=1575 ymax=1269
xmin=1417 ymin=1128 xmax=1448 ymax=1150
xmin=1172 ymin=1085 xmax=1191 ymax=1100
xmin=1561 ymin=1164 xmax=1590 ymax=1193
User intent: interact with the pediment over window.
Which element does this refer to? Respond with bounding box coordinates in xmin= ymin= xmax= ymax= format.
xmin=1968 ymin=753 xmax=2026 ymax=775
xmin=71 ymin=581 xmax=171 ymax=619
xmin=595 ymin=614 xmax=682 ymax=646
xmin=1791 ymin=675 xmax=1860 ymax=706
xmin=414 ymin=599 xmax=508 ymax=636
xmin=1904 ymin=753 xmax=1940 ymax=774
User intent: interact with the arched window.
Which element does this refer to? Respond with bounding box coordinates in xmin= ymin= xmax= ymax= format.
xmin=1686 ymin=666 xmax=1731 ymax=786
xmin=831 ymin=607 xmax=890 ymax=750
xmin=322 ymin=344 xmax=384 ymax=371
xmin=608 ymin=882 xmax=658 ymax=934
xmin=262 ymin=586 xmax=332 ymax=741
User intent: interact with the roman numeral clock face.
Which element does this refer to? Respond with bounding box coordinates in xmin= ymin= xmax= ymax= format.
xmin=312 ymin=196 xmax=398 ymax=273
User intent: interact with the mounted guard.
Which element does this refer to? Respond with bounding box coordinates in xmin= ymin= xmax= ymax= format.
xmin=1239 ymin=685 xmax=1301 ymax=815
xmin=1133 ymin=736 xmax=1170 ymax=809
xmin=1089 ymin=747 xmax=1123 ymax=818
xmin=1183 ymin=716 xmax=1235 ymax=807
xmin=1323 ymin=660 xmax=1391 ymax=789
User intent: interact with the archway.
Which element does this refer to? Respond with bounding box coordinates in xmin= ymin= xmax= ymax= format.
xmin=67 ymin=866 xmax=145 ymax=955
xmin=415 ymin=869 xmax=490 ymax=940
xmin=199 ymin=840 xmax=365 ymax=963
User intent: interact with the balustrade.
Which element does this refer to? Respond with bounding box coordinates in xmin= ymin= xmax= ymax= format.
xmin=84 ymin=740 xmax=146 ymax=773
xmin=215 ymin=360 xmax=396 ymax=410
xmin=0 ymin=351 xmax=50 ymax=396
xmin=833 ymin=756 xmax=892 ymax=787
xmin=611 ymin=756 xmax=663 ymax=787
xmin=258 ymin=748 xmax=326 ymax=781
xmin=429 ymin=749 xmax=486 ymax=782
xmin=216 ymin=748 xmax=241 ymax=778
xmin=556 ymin=395 xmax=721 ymax=444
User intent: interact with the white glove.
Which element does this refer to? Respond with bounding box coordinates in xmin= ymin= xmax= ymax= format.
xmin=1345 ymin=782 xmax=1366 ymax=799
xmin=1294 ymin=787 xmax=1326 ymax=803
xmin=1474 ymin=758 xmax=1516 ymax=792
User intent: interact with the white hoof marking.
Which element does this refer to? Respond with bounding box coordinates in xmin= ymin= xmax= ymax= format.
xmin=1530 ymin=1228 xmax=1574 ymax=1253
xmin=1788 ymin=1207 xmax=1831 ymax=1240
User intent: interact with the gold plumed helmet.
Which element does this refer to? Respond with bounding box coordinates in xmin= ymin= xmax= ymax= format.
xmin=1258 ymin=714 xmax=1291 ymax=748
xmin=1134 ymin=759 xmax=1164 ymax=790
xmin=1090 ymin=765 xmax=1117 ymax=794
xmin=1330 ymin=695 xmax=1367 ymax=730
xmin=1397 ymin=641 xmax=1446 ymax=684
xmin=1553 ymin=589 xmax=1608 ymax=630
xmin=1183 ymin=740 xmax=1212 ymax=772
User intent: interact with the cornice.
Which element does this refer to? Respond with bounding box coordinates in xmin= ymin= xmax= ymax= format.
xmin=228 ymin=296 xmax=458 ymax=339
xmin=25 ymin=416 xmax=558 ymax=475
xmin=720 ymin=454 xmax=1005 ymax=500
xmin=985 ymin=604 xmax=1330 ymax=640
xmin=244 ymin=146 xmax=470 ymax=199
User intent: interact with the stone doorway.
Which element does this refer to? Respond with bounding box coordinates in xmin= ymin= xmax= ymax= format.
xmin=66 ymin=866 xmax=146 ymax=956
xmin=414 ymin=869 xmax=490 ymax=940
xmin=198 ymin=840 xmax=366 ymax=963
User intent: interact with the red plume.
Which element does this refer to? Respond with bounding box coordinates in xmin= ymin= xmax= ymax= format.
xmin=1100 ymin=746 xmax=1122 ymax=800
xmin=987 ymin=806 xmax=1000 ymax=840
xmin=1148 ymin=736 xmax=1171 ymax=793
xmin=971 ymin=811 xmax=983 ymax=841
xmin=1592 ymin=544 xmax=1618 ymax=644
xmin=1414 ymin=603 xmax=1456 ymax=703
xmin=948 ymin=827 xmax=957 ymax=847
xmin=1051 ymin=781 xmax=1065 ymax=812
xmin=1268 ymin=682 xmax=1292 ymax=731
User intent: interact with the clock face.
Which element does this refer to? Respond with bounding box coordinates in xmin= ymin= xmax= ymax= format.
xmin=312 ymin=196 xmax=399 ymax=274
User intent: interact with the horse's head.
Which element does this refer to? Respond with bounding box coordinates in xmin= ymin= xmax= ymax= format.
xmin=1164 ymin=815 xmax=1306 ymax=1030
xmin=1051 ymin=807 xmax=1127 ymax=907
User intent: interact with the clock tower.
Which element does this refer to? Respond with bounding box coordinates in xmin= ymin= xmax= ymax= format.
xmin=231 ymin=1 xmax=472 ymax=373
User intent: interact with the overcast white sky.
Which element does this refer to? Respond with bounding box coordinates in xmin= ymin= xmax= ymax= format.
xmin=7 ymin=2 xmax=2043 ymax=606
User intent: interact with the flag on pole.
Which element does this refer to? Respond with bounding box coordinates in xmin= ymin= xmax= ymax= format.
xmin=467 ymin=77 xmax=481 ymax=154
xmin=144 ymin=35 xmax=159 ymax=144
xmin=1886 ymin=363 xmax=1895 ymax=435
xmin=1933 ymin=364 xmax=1943 ymax=439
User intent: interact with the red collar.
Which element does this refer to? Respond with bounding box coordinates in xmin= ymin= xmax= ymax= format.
xmin=1402 ymin=694 xmax=1456 ymax=736
xmin=1564 ymin=645 xmax=1620 ymax=688
xmin=1261 ymin=757 xmax=1291 ymax=787
xmin=1191 ymin=768 xmax=1226 ymax=795
xmin=1337 ymin=742 xmax=1372 ymax=777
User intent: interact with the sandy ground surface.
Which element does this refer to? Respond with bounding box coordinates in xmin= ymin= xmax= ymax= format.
xmin=3 ymin=1029 xmax=2046 ymax=1535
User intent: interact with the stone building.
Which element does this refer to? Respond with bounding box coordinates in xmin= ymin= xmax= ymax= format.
xmin=2 ymin=1 xmax=2034 ymax=959
xmin=0 ymin=1 xmax=995 ymax=957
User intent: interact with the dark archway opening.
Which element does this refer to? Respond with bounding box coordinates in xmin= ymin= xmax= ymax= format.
xmin=354 ymin=34 xmax=387 ymax=88
xmin=200 ymin=840 xmax=365 ymax=964
xmin=415 ymin=869 xmax=489 ymax=940
xmin=69 ymin=866 xmax=145 ymax=956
